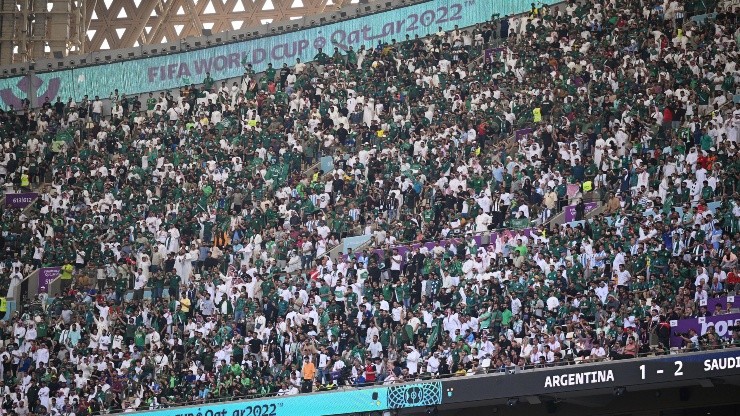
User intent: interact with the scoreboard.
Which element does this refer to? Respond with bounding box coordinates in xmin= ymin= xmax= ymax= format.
xmin=438 ymin=349 xmax=740 ymax=405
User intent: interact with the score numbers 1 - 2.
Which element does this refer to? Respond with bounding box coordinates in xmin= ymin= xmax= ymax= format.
xmin=639 ymin=361 xmax=684 ymax=380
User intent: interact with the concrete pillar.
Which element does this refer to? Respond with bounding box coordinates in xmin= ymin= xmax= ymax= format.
xmin=17 ymin=0 xmax=30 ymax=60
xmin=0 ymin=1 xmax=17 ymax=64
xmin=68 ymin=0 xmax=83 ymax=54
xmin=30 ymin=0 xmax=47 ymax=60
xmin=48 ymin=0 xmax=71 ymax=57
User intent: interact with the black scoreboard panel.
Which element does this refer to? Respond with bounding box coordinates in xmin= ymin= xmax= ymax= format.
xmin=441 ymin=349 xmax=740 ymax=404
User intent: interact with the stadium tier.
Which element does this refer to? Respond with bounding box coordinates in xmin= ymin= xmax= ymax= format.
xmin=0 ymin=0 xmax=738 ymax=415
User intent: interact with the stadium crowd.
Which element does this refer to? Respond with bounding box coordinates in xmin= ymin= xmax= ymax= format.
xmin=0 ymin=0 xmax=739 ymax=414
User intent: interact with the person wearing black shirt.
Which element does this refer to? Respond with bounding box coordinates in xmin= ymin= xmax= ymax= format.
xmin=54 ymin=97 xmax=65 ymax=116
xmin=321 ymin=113 xmax=334 ymax=130
xmin=337 ymin=323 xmax=353 ymax=354
xmin=349 ymin=108 xmax=363 ymax=125
xmin=77 ymin=95 xmax=89 ymax=119
xmin=279 ymin=64 xmax=291 ymax=89
xmin=375 ymin=311 xmax=392 ymax=331
xmin=248 ymin=332 xmax=263 ymax=357
xmin=132 ymin=96 xmax=141 ymax=113
xmin=482 ymin=23 xmax=493 ymax=43
xmin=444 ymin=188 xmax=458 ymax=210
xmin=438 ymin=358 xmax=450 ymax=376
xmin=27 ymin=114 xmax=38 ymax=134
xmin=26 ymin=380 xmax=40 ymax=412
xmin=120 ymin=94 xmax=130 ymax=116
xmin=499 ymin=15 xmax=509 ymax=38
xmin=357 ymin=306 xmax=371 ymax=341
xmin=368 ymin=260 xmax=381 ymax=284
xmin=345 ymin=263 xmax=357 ymax=280
xmin=541 ymin=96 xmax=553 ymax=121
xmin=263 ymin=299 xmax=277 ymax=323
xmin=336 ymin=123 xmax=348 ymax=144
xmin=409 ymin=251 xmax=425 ymax=276
xmin=40 ymin=97 xmax=52 ymax=112
xmin=203 ymin=248 xmax=219 ymax=270
xmin=332 ymin=174 xmax=345 ymax=198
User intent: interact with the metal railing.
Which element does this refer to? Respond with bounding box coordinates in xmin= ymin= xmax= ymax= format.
xmin=301 ymin=160 xmax=322 ymax=179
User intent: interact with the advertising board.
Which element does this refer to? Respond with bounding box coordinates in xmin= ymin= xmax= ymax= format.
xmin=127 ymin=382 xmax=442 ymax=416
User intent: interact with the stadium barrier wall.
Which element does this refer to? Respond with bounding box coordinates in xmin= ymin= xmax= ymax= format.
xmin=115 ymin=382 xmax=443 ymax=416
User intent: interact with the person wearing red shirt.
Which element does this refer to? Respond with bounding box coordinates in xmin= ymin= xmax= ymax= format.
xmin=364 ymin=358 xmax=376 ymax=383
xmin=695 ymin=201 xmax=708 ymax=214
xmin=727 ymin=267 xmax=740 ymax=288
xmin=663 ymin=105 xmax=674 ymax=130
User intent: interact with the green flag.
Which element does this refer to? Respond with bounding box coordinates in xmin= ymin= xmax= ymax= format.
xmin=55 ymin=129 xmax=73 ymax=142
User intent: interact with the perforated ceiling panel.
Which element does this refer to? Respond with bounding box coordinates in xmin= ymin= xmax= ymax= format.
xmin=85 ymin=0 xmax=369 ymax=51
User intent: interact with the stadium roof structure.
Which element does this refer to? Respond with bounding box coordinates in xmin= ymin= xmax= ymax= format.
xmin=0 ymin=0 xmax=382 ymax=64
xmin=84 ymin=0 xmax=364 ymax=51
